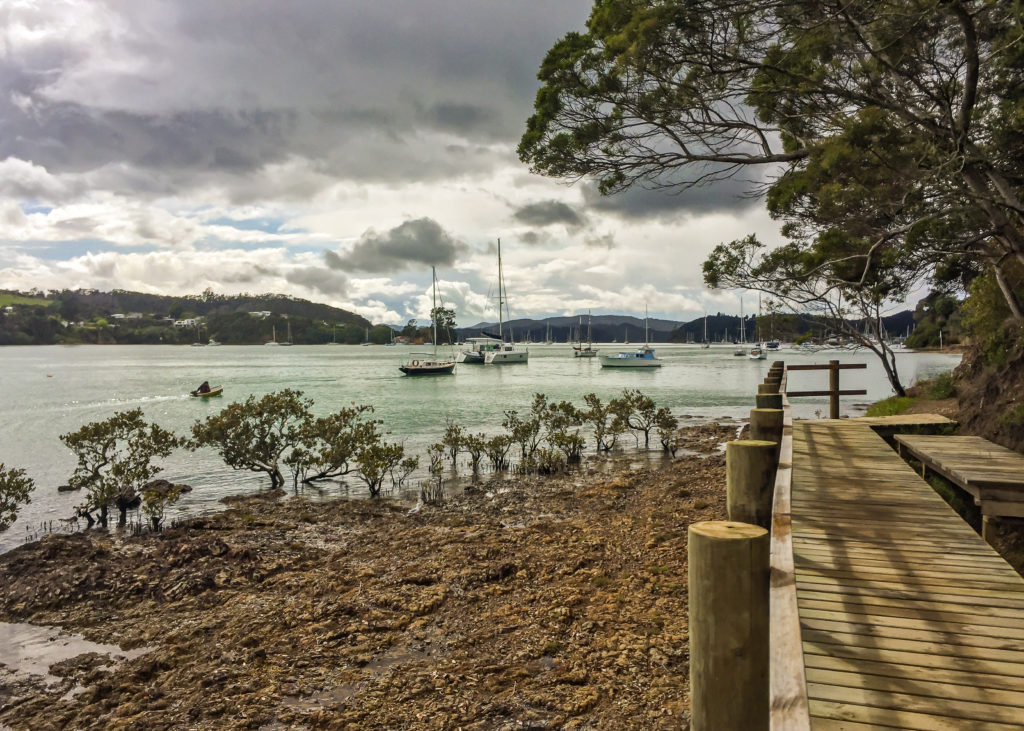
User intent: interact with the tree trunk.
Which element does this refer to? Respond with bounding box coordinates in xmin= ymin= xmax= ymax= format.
xmin=994 ymin=264 xmax=1024 ymax=322
xmin=118 ymin=505 xmax=128 ymax=526
xmin=99 ymin=504 xmax=108 ymax=528
xmin=151 ymin=516 xmax=161 ymax=531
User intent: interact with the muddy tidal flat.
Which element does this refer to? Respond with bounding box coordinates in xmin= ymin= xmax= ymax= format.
xmin=0 ymin=425 xmax=732 ymax=729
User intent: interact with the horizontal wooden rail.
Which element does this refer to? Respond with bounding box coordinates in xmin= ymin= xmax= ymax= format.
xmin=769 ymin=370 xmax=811 ymax=730
xmin=785 ymin=360 xmax=866 ymax=419
xmin=786 ymin=363 xmax=866 ymax=371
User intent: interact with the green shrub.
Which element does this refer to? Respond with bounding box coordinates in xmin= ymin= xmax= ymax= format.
xmin=865 ymin=396 xmax=914 ymax=417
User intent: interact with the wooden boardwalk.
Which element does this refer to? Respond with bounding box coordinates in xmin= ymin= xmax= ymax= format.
xmin=790 ymin=418 xmax=1024 ymax=729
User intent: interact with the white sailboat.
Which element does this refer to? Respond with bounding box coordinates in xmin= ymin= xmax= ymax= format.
xmin=600 ymin=306 xmax=662 ymax=368
xmin=733 ymin=297 xmax=747 ymax=356
xmin=279 ymin=321 xmax=293 ymax=346
xmin=265 ymin=324 xmax=279 ymax=346
xmin=400 ymin=267 xmax=456 ymax=375
xmin=573 ymin=311 xmax=598 ymax=358
xmin=485 ymin=239 xmax=528 ymax=364
xmin=701 ymin=311 xmax=710 ymax=348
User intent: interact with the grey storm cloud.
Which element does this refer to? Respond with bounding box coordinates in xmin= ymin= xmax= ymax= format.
xmin=580 ymin=177 xmax=762 ymax=221
xmin=512 ymin=200 xmax=586 ymax=229
xmin=285 ymin=266 xmax=349 ymax=297
xmin=326 ymin=218 xmax=466 ymax=274
xmin=0 ymin=1 xmax=594 ymax=201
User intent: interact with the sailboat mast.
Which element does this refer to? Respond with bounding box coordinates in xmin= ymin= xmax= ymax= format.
xmin=645 ymin=305 xmax=649 ymax=345
xmin=431 ymin=266 xmax=438 ymax=348
xmin=497 ymin=239 xmax=503 ymax=341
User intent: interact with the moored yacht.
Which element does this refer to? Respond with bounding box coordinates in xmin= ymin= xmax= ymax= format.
xmin=457 ymin=336 xmax=502 ymax=363
xmin=600 ymin=306 xmax=661 ymax=368
xmin=482 ymin=239 xmax=528 ymax=365
xmin=400 ymin=267 xmax=456 ymax=376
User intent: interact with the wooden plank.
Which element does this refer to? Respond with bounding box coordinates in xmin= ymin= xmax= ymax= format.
xmin=787 ymin=419 xmax=1024 ymax=727
xmin=796 ymin=588 xmax=1024 ymax=616
xmin=808 ymin=699 xmax=1024 ymax=730
xmin=801 ymin=628 xmax=1024 ymax=665
xmin=768 ymin=385 xmax=812 ymax=731
xmin=807 ymin=683 xmax=1024 ymax=725
xmin=798 ymin=565 xmax=1024 ymax=593
xmin=805 ymin=653 xmax=1024 ymax=694
xmin=800 ymin=616 xmax=1024 ymax=651
xmin=797 ymin=597 xmax=1024 ymax=630
xmin=801 ymin=639 xmax=1024 ymax=678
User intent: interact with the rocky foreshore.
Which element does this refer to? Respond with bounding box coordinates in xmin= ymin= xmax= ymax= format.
xmin=0 ymin=423 xmax=735 ymax=730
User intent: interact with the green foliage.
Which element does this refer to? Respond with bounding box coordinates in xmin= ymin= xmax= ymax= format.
xmin=582 ymin=393 xmax=626 ymax=452
xmin=0 ymin=463 xmax=34 ymax=531
xmin=192 ymin=390 xmax=311 ymax=488
xmin=140 ymin=482 xmax=185 ymax=531
xmin=441 ymin=419 xmax=464 ymax=467
xmin=61 ymin=409 xmax=180 ymax=527
xmin=353 ymin=441 xmax=406 ymax=497
xmin=921 ymin=373 xmax=957 ymax=400
xmin=288 ymin=405 xmax=380 ymax=483
xmin=484 ymin=435 xmax=513 ymax=471
xmin=1001 ymin=404 xmax=1024 ymax=429
xmin=864 ymin=397 xmax=915 ymax=418
xmin=613 ymin=389 xmax=658 ymax=447
xmin=654 ymin=407 xmax=679 ymax=455
xmin=461 ymin=433 xmax=487 ymax=472
xmin=539 ymin=399 xmax=585 ymax=463
xmin=503 ymin=399 xmax=544 ymax=460
xmin=430 ymin=306 xmax=457 ymax=344
xmin=0 ymin=292 xmax=52 ymax=307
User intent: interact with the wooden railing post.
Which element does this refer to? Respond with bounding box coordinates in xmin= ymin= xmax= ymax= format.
xmin=786 ymin=361 xmax=867 ymax=417
xmin=689 ymin=521 xmax=769 ymax=730
xmin=828 ymin=359 xmax=840 ymax=419
xmin=727 ymin=440 xmax=778 ymax=528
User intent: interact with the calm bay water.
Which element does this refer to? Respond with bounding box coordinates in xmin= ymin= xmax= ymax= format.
xmin=0 ymin=343 xmax=961 ymax=552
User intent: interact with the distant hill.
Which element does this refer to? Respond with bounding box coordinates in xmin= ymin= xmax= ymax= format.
xmin=0 ymin=288 xmax=370 ymax=345
xmin=457 ymin=311 xmax=917 ymax=344
xmin=55 ymin=289 xmax=369 ymax=327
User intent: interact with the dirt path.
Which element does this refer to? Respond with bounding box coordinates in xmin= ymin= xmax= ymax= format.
xmin=0 ymin=430 xmax=730 ymax=729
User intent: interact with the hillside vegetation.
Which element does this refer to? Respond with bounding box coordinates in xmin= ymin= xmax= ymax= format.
xmin=0 ymin=289 xmax=370 ymax=346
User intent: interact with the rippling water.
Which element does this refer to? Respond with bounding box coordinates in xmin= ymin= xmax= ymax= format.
xmin=0 ymin=343 xmax=960 ymax=552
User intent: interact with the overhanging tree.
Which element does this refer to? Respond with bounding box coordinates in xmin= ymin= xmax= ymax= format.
xmin=520 ymin=0 xmax=1024 ymax=325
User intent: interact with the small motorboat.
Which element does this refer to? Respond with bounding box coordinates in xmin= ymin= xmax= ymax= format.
xmin=190 ymin=385 xmax=224 ymax=398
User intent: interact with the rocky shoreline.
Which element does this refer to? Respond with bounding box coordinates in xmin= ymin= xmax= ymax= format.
xmin=0 ymin=423 xmax=735 ymax=729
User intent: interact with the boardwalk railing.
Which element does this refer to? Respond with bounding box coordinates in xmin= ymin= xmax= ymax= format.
xmin=768 ymin=369 xmax=811 ymax=730
xmin=787 ymin=360 xmax=866 ymax=419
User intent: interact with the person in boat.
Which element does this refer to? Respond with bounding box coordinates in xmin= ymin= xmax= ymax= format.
xmin=196 ymin=381 xmax=211 ymax=394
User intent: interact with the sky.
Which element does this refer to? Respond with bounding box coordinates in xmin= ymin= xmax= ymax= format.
xmin=0 ymin=0 xmax=789 ymax=326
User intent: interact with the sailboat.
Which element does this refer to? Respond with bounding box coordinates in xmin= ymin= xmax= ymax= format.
xmin=327 ymin=324 xmax=340 ymax=345
xmin=573 ymin=311 xmax=598 ymax=358
xmin=600 ymin=306 xmax=662 ymax=368
xmin=265 ymin=325 xmax=280 ymax=346
xmin=400 ymin=267 xmax=456 ymax=375
xmin=361 ymin=327 xmax=372 ymax=346
xmin=484 ymin=239 xmax=529 ymax=364
xmin=279 ymin=321 xmax=293 ymax=346
xmin=749 ymin=294 xmax=765 ymax=358
xmin=701 ymin=311 xmax=711 ymax=348
xmin=733 ymin=297 xmax=747 ymax=356
xmin=543 ymin=322 xmax=553 ymax=345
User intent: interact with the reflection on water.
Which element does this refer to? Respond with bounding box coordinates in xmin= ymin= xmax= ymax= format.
xmin=0 ymin=344 xmax=961 ymax=552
